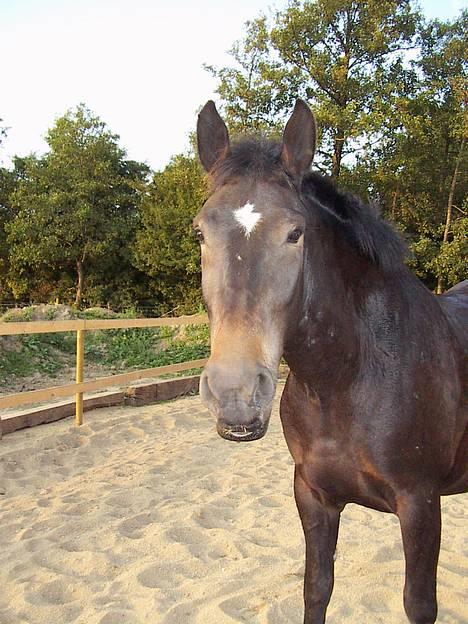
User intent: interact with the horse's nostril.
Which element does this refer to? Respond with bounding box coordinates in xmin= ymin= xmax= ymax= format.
xmin=200 ymin=372 xmax=215 ymax=404
xmin=256 ymin=369 xmax=275 ymax=401
xmin=258 ymin=371 xmax=268 ymax=388
xmin=200 ymin=364 xmax=276 ymax=411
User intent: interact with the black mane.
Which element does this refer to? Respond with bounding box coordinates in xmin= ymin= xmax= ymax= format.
xmin=302 ymin=171 xmax=408 ymax=272
xmin=211 ymin=138 xmax=407 ymax=272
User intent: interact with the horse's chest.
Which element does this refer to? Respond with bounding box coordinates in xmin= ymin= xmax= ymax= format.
xmin=301 ymin=441 xmax=359 ymax=497
xmin=296 ymin=442 xmax=396 ymax=511
xmin=285 ymin=427 xmax=395 ymax=510
xmin=280 ymin=375 xmax=396 ymax=509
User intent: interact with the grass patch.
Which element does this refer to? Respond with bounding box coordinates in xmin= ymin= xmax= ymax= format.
xmin=0 ymin=304 xmax=210 ymax=388
xmin=0 ymin=332 xmax=76 ymax=384
xmin=85 ymin=323 xmax=210 ymax=370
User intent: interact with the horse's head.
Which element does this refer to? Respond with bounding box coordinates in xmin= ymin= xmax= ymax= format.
xmin=195 ymin=100 xmax=317 ymax=441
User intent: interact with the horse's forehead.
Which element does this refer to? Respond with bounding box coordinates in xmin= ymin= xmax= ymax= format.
xmin=202 ymin=181 xmax=297 ymax=228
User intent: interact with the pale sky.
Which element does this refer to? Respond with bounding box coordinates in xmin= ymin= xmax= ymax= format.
xmin=0 ymin=0 xmax=465 ymax=172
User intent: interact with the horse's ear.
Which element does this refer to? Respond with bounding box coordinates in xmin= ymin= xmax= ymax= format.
xmin=281 ymin=99 xmax=316 ymax=177
xmin=197 ymin=101 xmax=230 ymax=172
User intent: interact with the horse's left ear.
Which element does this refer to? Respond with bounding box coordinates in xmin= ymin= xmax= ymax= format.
xmin=197 ymin=101 xmax=231 ymax=173
xmin=281 ymin=99 xmax=317 ymax=177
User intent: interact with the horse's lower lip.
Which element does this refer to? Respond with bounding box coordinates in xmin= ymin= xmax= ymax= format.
xmin=217 ymin=425 xmax=266 ymax=442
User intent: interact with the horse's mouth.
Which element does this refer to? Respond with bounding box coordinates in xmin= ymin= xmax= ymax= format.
xmin=216 ymin=423 xmax=268 ymax=442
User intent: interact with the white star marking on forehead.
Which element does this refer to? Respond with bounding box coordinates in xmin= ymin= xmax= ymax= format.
xmin=233 ymin=202 xmax=262 ymax=238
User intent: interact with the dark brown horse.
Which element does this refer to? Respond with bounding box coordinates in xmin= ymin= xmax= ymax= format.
xmin=195 ymin=99 xmax=467 ymax=624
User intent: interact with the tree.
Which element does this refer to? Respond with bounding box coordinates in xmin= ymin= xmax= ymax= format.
xmin=419 ymin=14 xmax=467 ymax=292
xmin=0 ymin=164 xmax=17 ymax=300
xmin=208 ymin=0 xmax=420 ymax=177
xmin=6 ymin=104 xmax=149 ymax=307
xmin=350 ymin=11 xmax=467 ymax=290
xmin=0 ymin=118 xmax=12 ymax=297
xmin=205 ymin=18 xmax=290 ymax=135
xmin=207 ymin=4 xmax=466 ymax=291
xmin=133 ymin=154 xmax=206 ymax=314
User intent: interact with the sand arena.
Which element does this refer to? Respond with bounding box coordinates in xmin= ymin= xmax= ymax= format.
xmin=0 ymin=390 xmax=466 ymax=623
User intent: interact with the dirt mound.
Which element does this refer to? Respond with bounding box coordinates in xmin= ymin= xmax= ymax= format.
xmin=0 ymin=305 xmax=116 ymax=360
xmin=80 ymin=307 xmax=118 ymax=319
xmin=1 ymin=304 xmax=76 ymax=323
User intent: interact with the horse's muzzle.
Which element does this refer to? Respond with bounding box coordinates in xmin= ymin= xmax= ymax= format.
xmin=200 ymin=362 xmax=276 ymax=443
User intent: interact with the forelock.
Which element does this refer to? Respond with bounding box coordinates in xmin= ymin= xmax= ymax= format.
xmin=210 ymin=138 xmax=289 ymax=189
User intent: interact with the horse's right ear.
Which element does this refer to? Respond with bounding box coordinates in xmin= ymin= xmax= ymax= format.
xmin=197 ymin=101 xmax=230 ymax=172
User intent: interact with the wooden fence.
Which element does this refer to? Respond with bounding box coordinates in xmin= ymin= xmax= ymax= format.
xmin=0 ymin=314 xmax=208 ymax=425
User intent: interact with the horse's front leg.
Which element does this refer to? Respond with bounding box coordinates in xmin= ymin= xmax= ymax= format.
xmin=397 ymin=493 xmax=441 ymax=624
xmin=294 ymin=466 xmax=341 ymax=624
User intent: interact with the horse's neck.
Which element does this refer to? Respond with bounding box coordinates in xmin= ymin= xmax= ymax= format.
xmin=284 ymin=297 xmax=359 ymax=393
xmin=284 ymin=235 xmax=407 ymax=393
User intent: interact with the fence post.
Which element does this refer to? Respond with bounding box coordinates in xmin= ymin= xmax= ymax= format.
xmin=75 ymin=329 xmax=85 ymax=425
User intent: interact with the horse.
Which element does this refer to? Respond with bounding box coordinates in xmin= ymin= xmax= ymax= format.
xmin=194 ymin=99 xmax=467 ymax=624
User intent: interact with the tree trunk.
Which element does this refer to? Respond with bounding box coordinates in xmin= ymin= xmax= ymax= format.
xmin=391 ymin=191 xmax=398 ymax=220
xmin=75 ymin=259 xmax=84 ymax=307
xmin=436 ymin=136 xmax=465 ymax=294
xmin=332 ymin=133 xmax=345 ymax=179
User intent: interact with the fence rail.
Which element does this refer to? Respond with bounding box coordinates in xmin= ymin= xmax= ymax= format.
xmin=0 ymin=314 xmax=209 ymax=424
xmin=0 ymin=313 xmax=208 ymax=335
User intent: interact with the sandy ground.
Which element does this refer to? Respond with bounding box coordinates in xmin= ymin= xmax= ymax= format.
xmin=0 ymin=389 xmax=466 ymax=624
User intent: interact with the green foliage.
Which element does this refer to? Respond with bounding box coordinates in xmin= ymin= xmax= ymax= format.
xmin=208 ymin=0 xmax=421 ymax=176
xmin=76 ymin=307 xmax=118 ymax=320
xmin=5 ymin=104 xmax=149 ymax=307
xmin=430 ymin=216 xmax=468 ymax=287
xmin=206 ymin=1 xmax=465 ymax=290
xmin=205 ymin=17 xmax=288 ymax=135
xmin=133 ymin=154 xmax=207 ymax=314
xmin=87 ymin=328 xmax=159 ymax=367
xmin=0 ymin=5 xmax=465 ymax=313
xmin=0 ymin=162 xmax=20 ymax=299
xmin=0 ymin=303 xmax=210 ymax=387
xmin=85 ymin=324 xmax=210 ymax=371
xmin=1 ymin=306 xmax=36 ymax=322
xmin=0 ymin=347 xmax=36 ymax=382
xmin=0 ymin=332 xmax=75 ymax=384
xmin=355 ymin=11 xmax=467 ymax=288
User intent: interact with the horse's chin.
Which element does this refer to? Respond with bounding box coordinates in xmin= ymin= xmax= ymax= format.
xmin=216 ymin=420 xmax=270 ymax=442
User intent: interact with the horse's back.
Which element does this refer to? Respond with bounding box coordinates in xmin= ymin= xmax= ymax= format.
xmin=437 ymin=279 xmax=468 ymax=351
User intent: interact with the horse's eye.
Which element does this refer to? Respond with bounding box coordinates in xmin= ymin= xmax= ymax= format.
xmin=287 ymin=228 xmax=303 ymax=244
xmin=193 ymin=227 xmax=204 ymax=243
